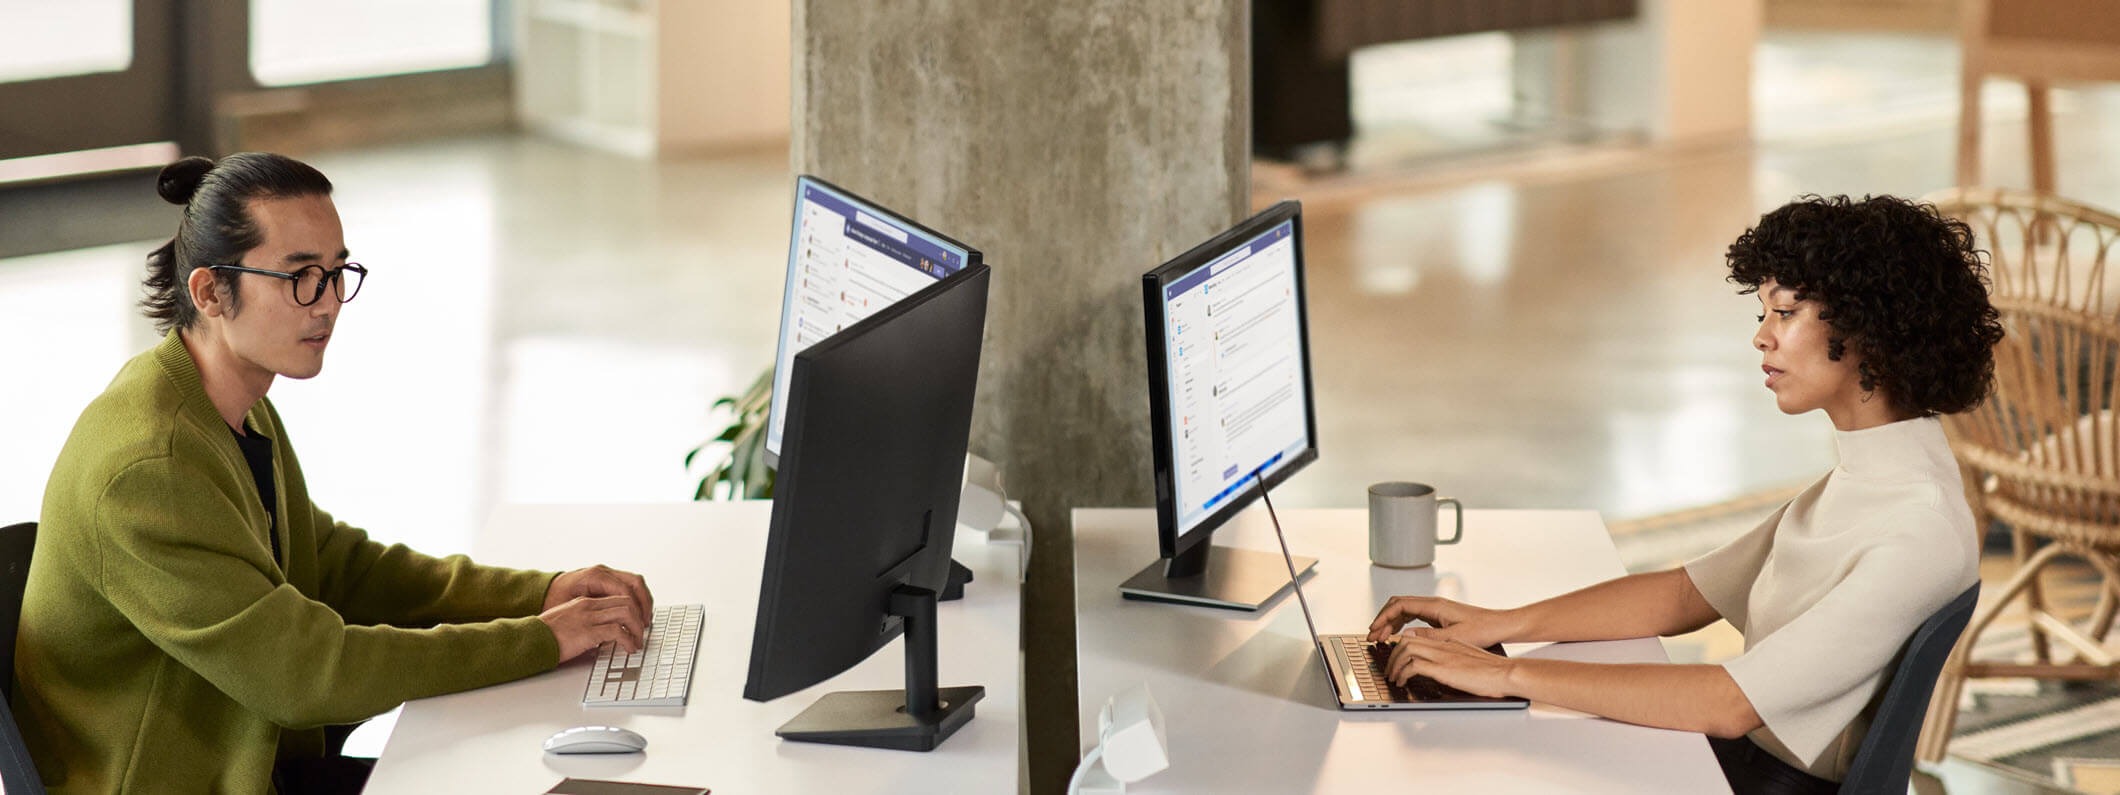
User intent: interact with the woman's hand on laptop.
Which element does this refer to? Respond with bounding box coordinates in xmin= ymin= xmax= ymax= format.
xmin=1382 ymin=631 xmax=1514 ymax=698
xmin=1367 ymin=595 xmax=1517 ymax=648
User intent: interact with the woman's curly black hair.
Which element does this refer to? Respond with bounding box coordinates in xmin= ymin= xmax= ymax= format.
xmin=1726 ymin=194 xmax=2005 ymax=418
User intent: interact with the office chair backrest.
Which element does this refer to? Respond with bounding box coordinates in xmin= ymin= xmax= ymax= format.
xmin=0 ymin=522 xmax=42 ymax=794
xmin=1838 ymin=584 xmax=1980 ymax=795
xmin=0 ymin=522 xmax=32 ymax=703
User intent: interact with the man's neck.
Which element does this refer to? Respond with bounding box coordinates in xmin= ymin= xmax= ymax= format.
xmin=177 ymin=325 xmax=273 ymax=433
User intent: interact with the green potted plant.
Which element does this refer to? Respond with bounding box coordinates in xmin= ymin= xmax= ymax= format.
xmin=688 ymin=368 xmax=776 ymax=500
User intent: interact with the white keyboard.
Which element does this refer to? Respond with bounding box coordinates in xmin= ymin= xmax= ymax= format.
xmin=582 ymin=603 xmax=704 ymax=707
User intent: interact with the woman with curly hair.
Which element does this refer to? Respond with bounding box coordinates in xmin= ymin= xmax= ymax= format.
xmin=1365 ymin=194 xmax=2005 ymax=794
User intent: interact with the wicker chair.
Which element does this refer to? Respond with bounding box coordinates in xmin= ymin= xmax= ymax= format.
xmin=1916 ymin=188 xmax=2120 ymax=764
xmin=1930 ymin=188 xmax=2120 ymax=539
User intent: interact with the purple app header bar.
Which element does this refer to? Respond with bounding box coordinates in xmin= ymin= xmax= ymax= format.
xmin=1163 ymin=219 xmax=1294 ymax=301
xmin=802 ymin=182 xmax=967 ymax=274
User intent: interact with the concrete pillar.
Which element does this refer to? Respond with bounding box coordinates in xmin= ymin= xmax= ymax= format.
xmin=793 ymin=3 xmax=1248 ymax=792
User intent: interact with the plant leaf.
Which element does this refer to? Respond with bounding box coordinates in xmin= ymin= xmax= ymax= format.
xmin=693 ymin=364 xmax=779 ymax=502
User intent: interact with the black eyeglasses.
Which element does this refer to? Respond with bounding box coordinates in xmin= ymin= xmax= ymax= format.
xmin=206 ymin=263 xmax=367 ymax=306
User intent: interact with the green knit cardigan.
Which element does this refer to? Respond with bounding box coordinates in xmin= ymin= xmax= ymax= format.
xmin=14 ymin=331 xmax=561 ymax=793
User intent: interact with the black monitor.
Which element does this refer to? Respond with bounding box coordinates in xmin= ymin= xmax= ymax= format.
xmin=741 ymin=264 xmax=991 ymax=752
xmin=1122 ymin=201 xmax=1320 ymax=611
xmin=762 ymin=176 xmax=982 ymax=600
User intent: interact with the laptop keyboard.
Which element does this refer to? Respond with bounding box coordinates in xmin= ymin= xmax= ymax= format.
xmin=1348 ymin=638 xmax=1479 ymax=702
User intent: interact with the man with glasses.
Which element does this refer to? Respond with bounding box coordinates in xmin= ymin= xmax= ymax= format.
xmin=18 ymin=154 xmax=652 ymax=795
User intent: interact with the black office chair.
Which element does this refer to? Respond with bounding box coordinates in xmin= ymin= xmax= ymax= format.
xmin=0 ymin=522 xmax=45 ymax=794
xmin=1836 ymin=584 xmax=1980 ymax=795
xmin=0 ymin=522 xmax=34 ymax=701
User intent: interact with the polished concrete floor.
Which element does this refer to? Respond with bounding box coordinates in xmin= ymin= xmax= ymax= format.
xmin=1 ymin=30 xmax=2116 ymax=787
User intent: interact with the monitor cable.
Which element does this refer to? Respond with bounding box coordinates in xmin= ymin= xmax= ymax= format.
xmin=960 ymin=453 xmax=1032 ymax=576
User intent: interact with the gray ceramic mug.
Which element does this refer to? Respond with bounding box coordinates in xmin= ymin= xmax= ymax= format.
xmin=1368 ymin=482 xmax=1463 ymax=568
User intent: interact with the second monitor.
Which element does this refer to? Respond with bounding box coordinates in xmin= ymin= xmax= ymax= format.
xmin=743 ymin=263 xmax=992 ymax=752
xmin=765 ymin=175 xmax=980 ymax=464
xmin=1123 ymin=201 xmax=1320 ymax=610
xmin=763 ymin=176 xmax=982 ymax=601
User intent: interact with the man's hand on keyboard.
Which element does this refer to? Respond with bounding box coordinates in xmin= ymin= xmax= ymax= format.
xmin=545 ymin=564 xmax=655 ymax=616
xmin=541 ymin=595 xmax=648 ymax=662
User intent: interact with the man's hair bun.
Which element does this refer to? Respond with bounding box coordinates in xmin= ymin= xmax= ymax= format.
xmin=156 ymin=156 xmax=215 ymax=205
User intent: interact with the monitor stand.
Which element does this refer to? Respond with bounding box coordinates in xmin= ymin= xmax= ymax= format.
xmin=775 ymin=584 xmax=984 ymax=752
xmin=1117 ymin=544 xmax=1315 ymax=611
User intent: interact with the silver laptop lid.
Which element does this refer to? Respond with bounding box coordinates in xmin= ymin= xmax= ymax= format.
xmin=1253 ymin=474 xmax=1343 ymax=695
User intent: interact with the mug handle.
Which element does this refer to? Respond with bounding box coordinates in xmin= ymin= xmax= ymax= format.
xmin=1436 ymin=497 xmax=1463 ymax=545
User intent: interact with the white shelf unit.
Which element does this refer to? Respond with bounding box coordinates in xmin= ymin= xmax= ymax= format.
xmin=513 ymin=0 xmax=790 ymax=156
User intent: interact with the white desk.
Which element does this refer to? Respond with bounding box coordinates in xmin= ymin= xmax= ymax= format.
xmin=1073 ymin=507 xmax=1730 ymax=794
xmin=365 ymin=502 xmax=1022 ymax=794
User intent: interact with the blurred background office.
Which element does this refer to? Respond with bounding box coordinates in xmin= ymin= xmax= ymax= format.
xmin=2 ymin=1 xmax=2117 ymax=792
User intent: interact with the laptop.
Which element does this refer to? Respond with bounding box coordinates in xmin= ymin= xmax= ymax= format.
xmin=1257 ymin=482 xmax=1529 ymax=711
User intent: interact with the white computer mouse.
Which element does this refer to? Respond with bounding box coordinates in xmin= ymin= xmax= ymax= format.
xmin=542 ymin=725 xmax=647 ymax=754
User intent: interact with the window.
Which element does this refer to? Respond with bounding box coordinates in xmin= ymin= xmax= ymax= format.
xmin=249 ymin=0 xmax=491 ymax=86
xmin=0 ymin=0 xmax=131 ymax=83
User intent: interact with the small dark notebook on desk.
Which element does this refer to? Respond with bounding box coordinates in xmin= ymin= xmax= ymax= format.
xmin=547 ymin=778 xmax=708 ymax=795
